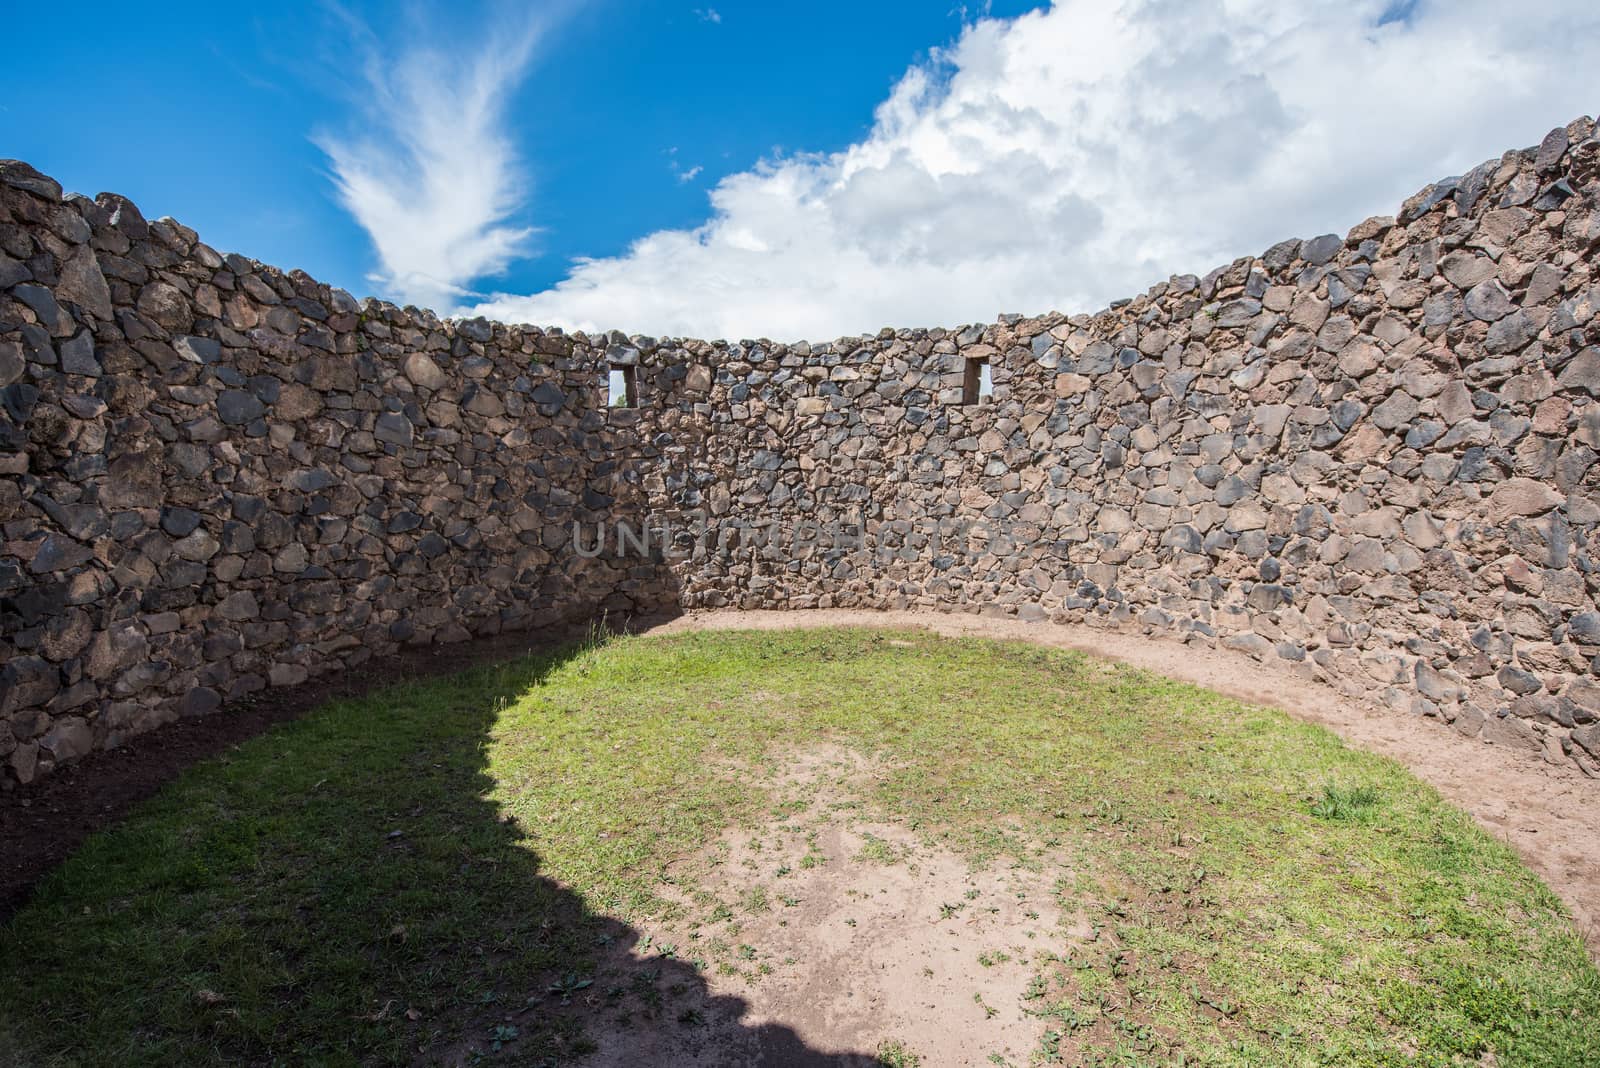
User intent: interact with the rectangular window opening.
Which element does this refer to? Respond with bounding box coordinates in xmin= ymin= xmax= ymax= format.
xmin=608 ymin=364 xmax=638 ymax=409
xmin=962 ymin=356 xmax=992 ymax=405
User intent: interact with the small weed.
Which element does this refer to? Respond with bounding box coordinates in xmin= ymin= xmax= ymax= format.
xmin=876 ymin=1038 xmax=923 ymax=1067
xmin=546 ymin=973 xmax=592 ymax=1005
xmin=856 ymin=833 xmax=899 ymax=864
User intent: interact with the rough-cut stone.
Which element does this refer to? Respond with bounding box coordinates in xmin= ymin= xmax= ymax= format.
xmin=1 ymin=657 xmax=60 ymax=715
xmin=1301 ymin=234 xmax=1342 ymax=265
xmin=1569 ymin=612 xmax=1600 ymax=644
xmin=217 ymin=390 xmax=265 ymax=425
xmin=56 ymin=245 xmax=113 ymax=322
xmin=373 ymin=412 xmax=413 ymax=445
xmin=404 ymin=353 xmax=449 ymax=391
xmin=39 ymin=717 xmax=92 ymax=762
xmin=2 ymin=126 xmax=1598 ymax=783
xmin=1489 ymin=478 xmax=1564 ymax=520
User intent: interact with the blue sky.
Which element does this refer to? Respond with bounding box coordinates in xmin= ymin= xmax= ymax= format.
xmin=2 ymin=1 xmax=1037 ymax=302
xmin=5 ymin=1 xmax=1597 ymax=339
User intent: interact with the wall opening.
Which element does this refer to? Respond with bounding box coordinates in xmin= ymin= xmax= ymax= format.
xmin=609 ymin=364 xmax=638 ymax=409
xmin=962 ymin=356 xmax=992 ymax=405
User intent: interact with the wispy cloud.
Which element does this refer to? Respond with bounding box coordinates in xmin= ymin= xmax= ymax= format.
xmin=314 ymin=5 xmax=557 ymax=312
xmin=666 ymin=147 xmax=704 ymax=184
xmin=694 ymin=7 xmax=722 ymax=24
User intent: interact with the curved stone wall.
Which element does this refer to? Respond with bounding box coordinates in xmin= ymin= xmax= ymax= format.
xmin=3 ymin=115 xmax=1599 ymax=785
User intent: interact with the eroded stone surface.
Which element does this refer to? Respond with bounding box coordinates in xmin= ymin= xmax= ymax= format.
xmin=2 ymin=116 xmax=1600 ymax=781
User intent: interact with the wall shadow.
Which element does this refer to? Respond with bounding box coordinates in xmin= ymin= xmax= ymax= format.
xmin=312 ymin=638 xmax=874 ymax=1066
xmin=2 ymin=636 xmax=875 ymax=1066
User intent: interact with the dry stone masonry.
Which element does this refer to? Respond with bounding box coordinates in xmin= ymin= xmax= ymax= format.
xmin=4 ymin=116 xmax=1600 ymax=785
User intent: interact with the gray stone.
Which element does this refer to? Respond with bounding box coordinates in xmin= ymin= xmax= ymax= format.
xmin=373 ymin=412 xmax=414 ymax=445
xmin=217 ymin=591 xmax=260 ymax=621
xmin=1464 ymin=280 xmax=1515 ymax=321
xmin=531 ymin=382 xmax=566 ymax=407
xmin=31 ymin=535 xmax=94 ymax=573
xmin=136 ymin=281 xmax=194 ymax=332
xmin=1301 ymin=234 xmax=1343 ymax=265
xmin=1497 ymin=665 xmax=1543 ymax=695
xmin=1535 ymin=126 xmax=1569 ymax=172
xmin=1555 ymin=349 xmax=1600 ymax=395
xmin=0 ymin=159 xmax=63 ymax=199
xmin=1484 ymin=311 xmax=1538 ymax=353
xmin=40 ymin=716 xmax=92 ymax=762
xmin=182 ymin=688 xmax=223 ymax=717
xmin=404 ymin=353 xmax=449 ymax=390
xmin=217 ymin=389 xmax=266 ymax=425
xmin=1371 ymin=391 xmax=1419 ymax=430
xmin=173 ymin=335 xmax=222 ymax=364
xmin=1215 ymin=476 xmax=1251 ymax=507
xmin=1247 ymin=584 xmax=1293 ymax=610
xmin=0 ymin=341 xmax=24 ymax=388
xmin=1222 ymin=633 xmax=1275 ymax=659
xmin=1568 ymin=612 xmax=1600 ymax=644
xmin=161 ymin=508 xmax=202 ymax=537
xmin=286 ymin=469 xmax=336 ymax=492
xmin=1 ymin=656 xmax=60 ymax=714
xmin=14 ymin=283 xmax=67 ymax=333
xmin=56 ymin=332 xmax=99 ymax=376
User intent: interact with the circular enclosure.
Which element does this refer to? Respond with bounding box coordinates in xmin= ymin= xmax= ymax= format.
xmin=2 ymin=628 xmax=1595 ymax=1066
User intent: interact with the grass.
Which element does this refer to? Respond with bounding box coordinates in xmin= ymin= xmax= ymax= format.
xmin=1308 ymin=782 xmax=1383 ymax=822
xmin=0 ymin=627 xmax=1595 ymax=1066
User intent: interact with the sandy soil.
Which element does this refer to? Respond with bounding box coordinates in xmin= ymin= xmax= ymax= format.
xmin=580 ymin=745 xmax=1073 ymax=1066
xmin=641 ymin=609 xmax=1600 ymax=958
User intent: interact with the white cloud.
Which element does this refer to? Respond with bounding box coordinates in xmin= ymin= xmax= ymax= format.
xmin=695 ymin=8 xmax=722 ymax=24
xmin=314 ymin=8 xmax=554 ymax=312
xmin=471 ymin=0 xmax=1598 ymax=341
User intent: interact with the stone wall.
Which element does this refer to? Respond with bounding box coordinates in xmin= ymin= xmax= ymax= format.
xmin=5 ymin=115 xmax=1600 ymax=785
xmin=0 ymin=170 xmax=684 ymax=785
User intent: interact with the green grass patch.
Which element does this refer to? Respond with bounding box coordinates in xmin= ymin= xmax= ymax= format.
xmin=0 ymin=627 xmax=1594 ymax=1066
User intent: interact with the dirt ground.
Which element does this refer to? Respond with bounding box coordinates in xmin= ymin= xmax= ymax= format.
xmin=579 ymin=745 xmax=1073 ymax=1066
xmin=2 ymin=605 xmax=1594 ymax=1061
xmin=645 ymin=609 xmax=1600 ymax=959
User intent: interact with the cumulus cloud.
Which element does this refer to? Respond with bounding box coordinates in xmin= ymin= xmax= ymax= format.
xmin=315 ymin=7 xmax=554 ymax=312
xmin=469 ymin=0 xmax=1598 ymax=341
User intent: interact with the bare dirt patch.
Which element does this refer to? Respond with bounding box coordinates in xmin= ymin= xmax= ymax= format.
xmin=578 ymin=745 xmax=1074 ymax=1066
xmin=644 ymin=608 xmax=1600 ymax=960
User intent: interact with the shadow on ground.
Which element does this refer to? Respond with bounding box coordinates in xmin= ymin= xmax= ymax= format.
xmin=0 ymin=634 xmax=871 ymax=1067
